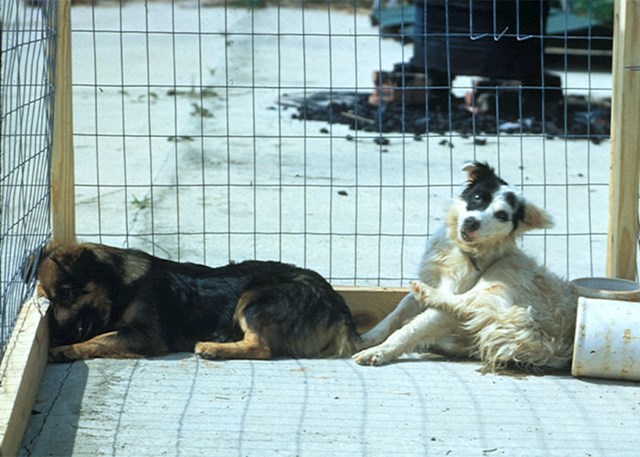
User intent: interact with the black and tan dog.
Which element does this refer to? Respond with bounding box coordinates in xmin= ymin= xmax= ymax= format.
xmin=32 ymin=243 xmax=361 ymax=362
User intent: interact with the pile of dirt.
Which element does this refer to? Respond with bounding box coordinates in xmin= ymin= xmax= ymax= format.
xmin=279 ymin=90 xmax=610 ymax=143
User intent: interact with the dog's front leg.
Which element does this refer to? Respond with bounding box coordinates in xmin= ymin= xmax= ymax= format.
xmin=358 ymin=292 xmax=422 ymax=349
xmin=353 ymin=308 xmax=455 ymax=366
xmin=411 ymin=281 xmax=482 ymax=318
xmin=49 ymin=331 xmax=167 ymax=362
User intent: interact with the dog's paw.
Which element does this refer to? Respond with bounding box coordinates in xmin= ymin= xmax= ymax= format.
xmin=352 ymin=347 xmax=392 ymax=366
xmin=49 ymin=345 xmax=78 ymax=363
xmin=194 ymin=342 xmax=218 ymax=360
xmin=410 ymin=280 xmax=432 ymax=303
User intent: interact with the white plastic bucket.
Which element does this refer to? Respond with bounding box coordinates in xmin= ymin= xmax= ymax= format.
xmin=571 ymin=277 xmax=640 ymax=302
xmin=572 ymin=297 xmax=640 ymax=381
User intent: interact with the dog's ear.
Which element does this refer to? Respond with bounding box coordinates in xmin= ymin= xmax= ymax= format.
xmin=520 ymin=201 xmax=554 ymax=231
xmin=28 ymin=243 xmax=91 ymax=286
xmin=49 ymin=244 xmax=95 ymax=284
xmin=461 ymin=161 xmax=497 ymax=184
xmin=21 ymin=243 xmax=54 ymax=284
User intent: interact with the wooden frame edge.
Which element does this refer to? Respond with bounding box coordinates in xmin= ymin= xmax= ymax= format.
xmin=0 ymin=297 xmax=49 ymax=457
xmin=336 ymin=286 xmax=407 ymax=333
xmin=50 ymin=0 xmax=76 ymax=245
xmin=606 ymin=0 xmax=640 ymax=279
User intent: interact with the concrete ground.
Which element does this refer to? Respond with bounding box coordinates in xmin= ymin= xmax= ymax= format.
xmin=14 ymin=2 xmax=637 ymax=456
xmin=19 ymin=356 xmax=640 ymax=457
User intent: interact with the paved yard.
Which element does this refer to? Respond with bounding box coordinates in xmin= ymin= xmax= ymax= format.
xmin=20 ymin=355 xmax=640 ymax=456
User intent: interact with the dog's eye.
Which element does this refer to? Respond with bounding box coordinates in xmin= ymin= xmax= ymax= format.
xmin=494 ymin=210 xmax=510 ymax=222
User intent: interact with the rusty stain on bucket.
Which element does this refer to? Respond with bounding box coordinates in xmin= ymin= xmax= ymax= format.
xmin=603 ymin=333 xmax=612 ymax=373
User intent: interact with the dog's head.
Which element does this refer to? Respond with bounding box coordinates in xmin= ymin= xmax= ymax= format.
xmin=450 ymin=161 xmax=553 ymax=247
xmin=34 ymin=244 xmax=121 ymax=345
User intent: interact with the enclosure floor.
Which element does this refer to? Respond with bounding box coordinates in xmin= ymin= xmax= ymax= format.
xmin=15 ymin=3 xmax=630 ymax=455
xmin=19 ymin=355 xmax=640 ymax=456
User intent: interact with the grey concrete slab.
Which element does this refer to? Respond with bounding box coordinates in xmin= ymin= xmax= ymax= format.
xmin=20 ymin=356 xmax=640 ymax=457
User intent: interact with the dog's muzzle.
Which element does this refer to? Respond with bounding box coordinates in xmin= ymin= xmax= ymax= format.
xmin=52 ymin=305 xmax=102 ymax=344
xmin=460 ymin=217 xmax=480 ymax=242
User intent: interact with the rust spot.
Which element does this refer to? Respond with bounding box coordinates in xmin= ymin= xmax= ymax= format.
xmin=623 ymin=328 xmax=633 ymax=345
xmin=573 ymin=361 xmax=583 ymax=374
xmin=485 ymin=284 xmax=504 ymax=294
xmin=603 ymin=334 xmax=612 ymax=372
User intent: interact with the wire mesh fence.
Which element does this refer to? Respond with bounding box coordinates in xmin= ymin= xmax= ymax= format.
xmin=0 ymin=0 xmax=54 ymax=360
xmin=0 ymin=0 xmax=625 ymax=361
xmin=68 ymin=0 xmax=617 ymax=287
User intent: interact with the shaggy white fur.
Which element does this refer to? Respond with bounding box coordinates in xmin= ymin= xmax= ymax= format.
xmin=353 ymin=161 xmax=577 ymax=372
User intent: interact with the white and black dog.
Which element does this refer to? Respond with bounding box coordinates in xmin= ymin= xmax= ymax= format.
xmin=353 ymin=161 xmax=577 ymax=371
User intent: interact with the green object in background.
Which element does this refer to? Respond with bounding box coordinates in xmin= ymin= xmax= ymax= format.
xmin=570 ymin=0 xmax=613 ymax=24
xmin=370 ymin=3 xmax=415 ymax=39
xmin=370 ymin=3 xmax=415 ymax=29
xmin=546 ymin=7 xmax=605 ymax=35
xmin=232 ymin=0 xmax=267 ymax=8
xmin=371 ymin=3 xmax=613 ymax=44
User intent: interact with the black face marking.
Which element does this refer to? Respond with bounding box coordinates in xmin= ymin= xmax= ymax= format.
xmin=504 ymin=192 xmax=517 ymax=209
xmin=512 ymin=203 xmax=526 ymax=230
xmin=499 ymin=192 xmax=523 ymax=228
xmin=461 ymin=164 xmax=508 ymax=212
xmin=494 ymin=210 xmax=510 ymax=222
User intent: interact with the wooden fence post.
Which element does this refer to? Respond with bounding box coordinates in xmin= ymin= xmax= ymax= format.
xmin=607 ymin=0 xmax=640 ymax=280
xmin=50 ymin=0 xmax=76 ymax=244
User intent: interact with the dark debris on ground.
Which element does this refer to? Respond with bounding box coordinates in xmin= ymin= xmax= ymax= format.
xmin=279 ymin=91 xmax=610 ymax=144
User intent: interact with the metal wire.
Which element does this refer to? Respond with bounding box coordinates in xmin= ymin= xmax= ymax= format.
xmin=65 ymin=0 xmax=614 ymax=286
xmin=1 ymin=0 xmax=55 ymax=360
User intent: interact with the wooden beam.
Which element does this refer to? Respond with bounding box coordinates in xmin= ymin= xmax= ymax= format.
xmin=0 ymin=298 xmax=50 ymax=457
xmin=336 ymin=286 xmax=407 ymax=333
xmin=50 ymin=0 xmax=76 ymax=244
xmin=607 ymin=0 xmax=640 ymax=280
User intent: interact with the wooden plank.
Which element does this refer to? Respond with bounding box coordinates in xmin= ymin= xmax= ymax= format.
xmin=606 ymin=0 xmax=640 ymax=280
xmin=336 ymin=286 xmax=407 ymax=333
xmin=50 ymin=0 xmax=76 ymax=244
xmin=0 ymin=298 xmax=50 ymax=457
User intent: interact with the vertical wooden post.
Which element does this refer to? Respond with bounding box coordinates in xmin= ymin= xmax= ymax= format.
xmin=50 ymin=0 xmax=76 ymax=244
xmin=607 ymin=0 xmax=640 ymax=280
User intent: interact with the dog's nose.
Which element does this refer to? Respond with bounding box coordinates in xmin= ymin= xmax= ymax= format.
xmin=462 ymin=217 xmax=480 ymax=232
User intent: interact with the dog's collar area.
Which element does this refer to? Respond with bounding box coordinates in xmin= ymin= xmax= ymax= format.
xmin=466 ymin=253 xmax=482 ymax=272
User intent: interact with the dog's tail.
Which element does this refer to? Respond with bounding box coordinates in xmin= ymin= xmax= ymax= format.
xmin=341 ymin=328 xmax=364 ymax=358
xmin=476 ymin=325 xmax=574 ymax=372
xmin=468 ymin=308 xmax=575 ymax=372
xmin=313 ymin=317 xmax=361 ymax=358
